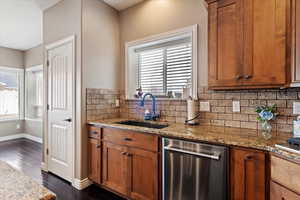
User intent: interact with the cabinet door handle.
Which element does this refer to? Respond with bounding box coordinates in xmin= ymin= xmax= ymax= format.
xmin=124 ymin=138 xmax=132 ymax=141
xmin=96 ymin=144 xmax=101 ymax=148
xmin=91 ymin=131 xmax=98 ymax=135
xmin=245 ymin=155 xmax=254 ymax=160
xmin=244 ymin=75 xmax=252 ymax=79
xmin=236 ymin=75 xmax=243 ymax=80
xmin=121 ymin=152 xmax=127 ymax=155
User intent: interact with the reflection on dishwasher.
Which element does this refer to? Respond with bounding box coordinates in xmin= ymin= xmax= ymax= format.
xmin=163 ymin=138 xmax=228 ymax=200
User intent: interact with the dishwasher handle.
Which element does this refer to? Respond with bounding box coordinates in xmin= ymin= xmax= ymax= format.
xmin=164 ymin=146 xmax=220 ymax=160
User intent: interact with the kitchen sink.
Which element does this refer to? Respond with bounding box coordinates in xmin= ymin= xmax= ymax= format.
xmin=116 ymin=120 xmax=169 ymax=129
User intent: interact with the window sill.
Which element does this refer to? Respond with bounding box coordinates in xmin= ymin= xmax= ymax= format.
xmin=0 ymin=118 xmax=21 ymax=123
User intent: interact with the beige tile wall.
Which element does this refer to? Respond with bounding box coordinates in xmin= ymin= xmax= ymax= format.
xmin=87 ymin=87 xmax=300 ymax=133
xmin=86 ymin=88 xmax=120 ymax=121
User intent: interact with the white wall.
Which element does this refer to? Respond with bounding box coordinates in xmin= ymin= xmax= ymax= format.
xmin=82 ymin=0 xmax=120 ymax=89
xmin=43 ymin=0 xmax=83 ymax=179
xmin=119 ymin=0 xmax=208 ymax=88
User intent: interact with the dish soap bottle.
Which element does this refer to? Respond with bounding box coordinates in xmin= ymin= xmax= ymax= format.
xmin=293 ymin=116 xmax=300 ymax=138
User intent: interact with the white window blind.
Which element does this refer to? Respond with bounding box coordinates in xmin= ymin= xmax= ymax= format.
xmin=0 ymin=70 xmax=20 ymax=120
xmin=138 ymin=43 xmax=192 ymax=97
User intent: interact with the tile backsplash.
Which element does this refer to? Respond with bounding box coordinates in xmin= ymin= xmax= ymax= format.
xmin=86 ymin=88 xmax=120 ymax=121
xmin=87 ymin=87 xmax=300 ymax=133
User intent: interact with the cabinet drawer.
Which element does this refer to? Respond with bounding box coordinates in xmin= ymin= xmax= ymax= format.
xmin=102 ymin=127 xmax=158 ymax=152
xmin=88 ymin=126 xmax=101 ymax=139
xmin=271 ymin=156 xmax=300 ymax=194
xmin=271 ymin=181 xmax=300 ymax=200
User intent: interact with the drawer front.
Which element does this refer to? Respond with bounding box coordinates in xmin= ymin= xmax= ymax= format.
xmin=271 ymin=181 xmax=300 ymax=200
xmin=88 ymin=126 xmax=101 ymax=139
xmin=102 ymin=127 xmax=158 ymax=152
xmin=271 ymin=156 xmax=300 ymax=194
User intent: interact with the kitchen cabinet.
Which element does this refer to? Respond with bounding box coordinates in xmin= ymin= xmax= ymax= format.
xmin=230 ymin=148 xmax=267 ymax=200
xmin=127 ymin=147 xmax=158 ymax=200
xmin=102 ymin=142 xmax=129 ymax=196
xmin=271 ymin=181 xmax=300 ymax=200
xmin=271 ymin=155 xmax=300 ymax=196
xmin=291 ymin=0 xmax=300 ymax=86
xmin=89 ymin=126 xmax=160 ymax=200
xmin=207 ymin=0 xmax=290 ymax=89
xmin=88 ymin=127 xmax=101 ymax=184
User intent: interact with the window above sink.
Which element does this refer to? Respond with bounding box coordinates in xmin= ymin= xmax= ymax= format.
xmin=125 ymin=25 xmax=198 ymax=100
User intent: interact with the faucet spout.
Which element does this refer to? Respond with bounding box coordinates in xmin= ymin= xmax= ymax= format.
xmin=140 ymin=93 xmax=159 ymax=120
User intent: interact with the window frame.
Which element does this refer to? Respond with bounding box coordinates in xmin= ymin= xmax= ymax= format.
xmin=0 ymin=66 xmax=24 ymax=121
xmin=125 ymin=25 xmax=198 ymax=100
xmin=25 ymin=65 xmax=43 ymax=121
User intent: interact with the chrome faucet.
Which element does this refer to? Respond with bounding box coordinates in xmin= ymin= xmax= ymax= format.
xmin=139 ymin=93 xmax=160 ymax=121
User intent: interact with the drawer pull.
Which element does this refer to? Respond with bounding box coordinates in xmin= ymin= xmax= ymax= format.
xmin=245 ymin=155 xmax=254 ymax=160
xmin=91 ymin=131 xmax=99 ymax=135
xmin=124 ymin=138 xmax=132 ymax=141
xmin=96 ymin=144 xmax=101 ymax=148
xmin=121 ymin=152 xmax=127 ymax=155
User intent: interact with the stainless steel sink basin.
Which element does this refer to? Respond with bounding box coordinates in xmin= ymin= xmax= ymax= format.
xmin=116 ymin=120 xmax=169 ymax=129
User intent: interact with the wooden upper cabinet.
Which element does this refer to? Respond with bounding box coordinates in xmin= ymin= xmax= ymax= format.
xmin=242 ymin=0 xmax=287 ymax=86
xmin=207 ymin=0 xmax=290 ymax=89
xmin=291 ymin=0 xmax=300 ymax=86
xmin=230 ymin=148 xmax=267 ymax=200
xmin=208 ymin=0 xmax=244 ymax=87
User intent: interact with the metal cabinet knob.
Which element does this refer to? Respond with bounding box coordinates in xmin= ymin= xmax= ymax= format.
xmin=236 ymin=75 xmax=243 ymax=80
xmin=244 ymin=75 xmax=252 ymax=79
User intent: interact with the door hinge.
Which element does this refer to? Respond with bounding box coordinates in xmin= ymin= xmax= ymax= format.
xmin=46 ymin=148 xmax=49 ymax=155
xmin=47 ymin=60 xmax=50 ymax=67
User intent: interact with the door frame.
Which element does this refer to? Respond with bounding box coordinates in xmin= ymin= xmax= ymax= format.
xmin=43 ymin=35 xmax=76 ymax=185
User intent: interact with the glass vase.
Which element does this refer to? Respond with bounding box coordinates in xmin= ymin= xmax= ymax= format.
xmin=261 ymin=121 xmax=272 ymax=140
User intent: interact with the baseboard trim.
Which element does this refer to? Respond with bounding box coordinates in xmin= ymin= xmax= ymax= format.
xmin=0 ymin=133 xmax=43 ymax=144
xmin=41 ymin=162 xmax=48 ymax=172
xmin=73 ymin=178 xmax=92 ymax=190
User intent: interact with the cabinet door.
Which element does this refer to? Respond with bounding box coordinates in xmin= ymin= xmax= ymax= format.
xmin=128 ymin=147 xmax=158 ymax=200
xmin=102 ymin=142 xmax=129 ymax=196
xmin=208 ymin=0 xmax=244 ymax=88
xmin=88 ymin=138 xmax=101 ymax=184
xmin=291 ymin=0 xmax=300 ymax=85
xmin=271 ymin=181 xmax=300 ymax=200
xmin=230 ymin=148 xmax=266 ymax=200
xmin=243 ymin=0 xmax=288 ymax=86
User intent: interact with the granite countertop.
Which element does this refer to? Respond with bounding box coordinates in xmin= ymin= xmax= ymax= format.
xmin=0 ymin=161 xmax=56 ymax=200
xmin=88 ymin=118 xmax=300 ymax=163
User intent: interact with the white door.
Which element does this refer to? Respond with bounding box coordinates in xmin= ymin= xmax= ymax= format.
xmin=47 ymin=37 xmax=75 ymax=182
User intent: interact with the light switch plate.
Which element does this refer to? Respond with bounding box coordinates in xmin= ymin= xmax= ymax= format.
xmin=200 ymin=101 xmax=210 ymax=112
xmin=232 ymin=101 xmax=240 ymax=112
xmin=293 ymin=102 xmax=300 ymax=115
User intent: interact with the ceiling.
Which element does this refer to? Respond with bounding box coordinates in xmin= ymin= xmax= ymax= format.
xmin=0 ymin=0 xmax=62 ymax=51
xmin=103 ymin=0 xmax=144 ymax=11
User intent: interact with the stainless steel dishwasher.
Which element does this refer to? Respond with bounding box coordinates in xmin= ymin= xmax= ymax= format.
xmin=162 ymin=138 xmax=228 ymax=200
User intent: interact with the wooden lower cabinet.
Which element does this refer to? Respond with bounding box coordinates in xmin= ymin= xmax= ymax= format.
xmin=230 ymin=148 xmax=267 ymax=200
xmin=271 ymin=181 xmax=300 ymax=200
xmin=102 ymin=142 xmax=129 ymax=196
xmin=128 ymin=147 xmax=158 ymax=200
xmin=88 ymin=138 xmax=101 ymax=184
xmin=102 ymin=141 xmax=159 ymax=200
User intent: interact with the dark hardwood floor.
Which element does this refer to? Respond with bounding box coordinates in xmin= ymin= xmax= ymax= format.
xmin=0 ymin=139 xmax=124 ymax=200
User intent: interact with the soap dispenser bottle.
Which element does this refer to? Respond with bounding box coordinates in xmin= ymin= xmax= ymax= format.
xmin=293 ymin=116 xmax=300 ymax=138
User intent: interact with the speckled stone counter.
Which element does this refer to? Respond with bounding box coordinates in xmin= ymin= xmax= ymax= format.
xmin=88 ymin=118 xmax=300 ymax=163
xmin=0 ymin=161 xmax=56 ymax=200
